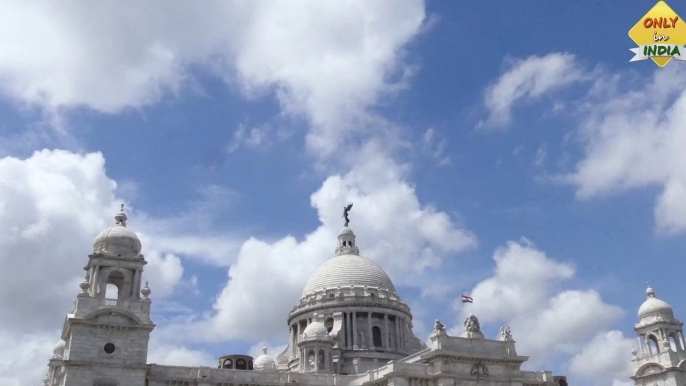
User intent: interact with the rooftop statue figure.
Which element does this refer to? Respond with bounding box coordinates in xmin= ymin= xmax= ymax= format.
xmin=342 ymin=202 xmax=353 ymax=226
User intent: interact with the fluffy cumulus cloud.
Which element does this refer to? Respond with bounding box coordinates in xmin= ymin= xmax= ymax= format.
xmin=566 ymin=65 xmax=686 ymax=234
xmin=569 ymin=330 xmax=634 ymax=386
xmin=0 ymin=1 xmax=426 ymax=157
xmin=155 ymin=147 xmax=476 ymax=344
xmin=456 ymin=239 xmax=624 ymax=373
xmin=477 ymin=53 xmax=585 ymax=129
xmin=0 ymin=149 xmax=230 ymax=384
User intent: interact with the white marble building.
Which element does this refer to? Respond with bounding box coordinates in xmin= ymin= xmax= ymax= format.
xmin=45 ymin=206 xmax=569 ymax=386
xmin=631 ymin=285 xmax=686 ymax=385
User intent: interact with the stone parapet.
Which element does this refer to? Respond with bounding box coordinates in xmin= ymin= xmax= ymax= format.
xmin=147 ymin=365 xmax=356 ymax=385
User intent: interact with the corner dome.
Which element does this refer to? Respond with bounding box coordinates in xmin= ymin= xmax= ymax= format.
xmin=254 ymin=346 xmax=276 ymax=371
xmin=302 ymin=317 xmax=328 ymax=336
xmin=93 ymin=205 xmax=142 ymax=258
xmin=302 ymin=254 xmax=396 ymax=296
xmin=638 ymin=285 xmax=674 ymax=320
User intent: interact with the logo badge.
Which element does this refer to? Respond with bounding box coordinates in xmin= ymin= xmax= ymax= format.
xmin=629 ymin=1 xmax=686 ymax=67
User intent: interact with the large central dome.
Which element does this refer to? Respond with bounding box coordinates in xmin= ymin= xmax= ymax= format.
xmin=302 ymin=254 xmax=396 ymax=296
xmin=301 ymin=226 xmax=396 ymax=296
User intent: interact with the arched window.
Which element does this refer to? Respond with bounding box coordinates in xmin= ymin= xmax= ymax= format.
xmin=236 ymin=359 xmax=247 ymax=370
xmin=222 ymin=359 xmax=233 ymax=369
xmin=325 ymin=318 xmax=334 ymax=333
xmin=648 ymin=335 xmax=660 ymax=355
xmin=248 ymin=360 xmax=253 ymax=370
xmin=372 ymin=326 xmax=382 ymax=347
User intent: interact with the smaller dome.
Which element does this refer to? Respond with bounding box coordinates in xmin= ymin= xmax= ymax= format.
xmin=254 ymin=346 xmax=276 ymax=371
xmin=93 ymin=205 xmax=142 ymax=257
xmin=638 ymin=284 xmax=674 ymax=320
xmin=340 ymin=227 xmax=354 ymax=235
xmin=302 ymin=314 xmax=329 ymax=336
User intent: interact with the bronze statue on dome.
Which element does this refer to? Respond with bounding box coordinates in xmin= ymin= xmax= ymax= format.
xmin=342 ymin=202 xmax=353 ymax=226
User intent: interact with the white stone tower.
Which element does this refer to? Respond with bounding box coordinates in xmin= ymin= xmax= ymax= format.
xmin=45 ymin=205 xmax=155 ymax=386
xmin=631 ymin=284 xmax=686 ymax=385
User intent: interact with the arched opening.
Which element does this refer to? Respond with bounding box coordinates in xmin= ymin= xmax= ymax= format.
xmin=248 ymin=360 xmax=253 ymax=370
xmin=222 ymin=359 xmax=233 ymax=369
xmin=106 ymin=271 xmax=125 ymax=300
xmin=372 ymin=326 xmax=382 ymax=347
xmin=317 ymin=349 xmax=326 ymax=370
xmin=325 ymin=317 xmax=334 ymax=333
xmin=236 ymin=359 xmax=247 ymax=370
xmin=105 ymin=283 xmax=119 ymax=300
xmin=648 ymin=335 xmax=660 ymax=355
xmin=307 ymin=350 xmax=315 ymax=370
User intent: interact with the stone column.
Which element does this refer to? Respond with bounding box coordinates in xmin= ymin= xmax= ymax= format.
xmin=383 ymin=314 xmax=389 ymax=349
xmin=367 ymin=312 xmax=373 ymax=348
xmin=399 ymin=318 xmax=405 ymax=351
xmin=352 ymin=312 xmax=358 ymax=349
xmin=315 ymin=350 xmax=319 ymax=371
xmin=289 ymin=325 xmax=294 ymax=357
xmin=92 ymin=265 xmax=100 ymax=295
xmin=132 ymin=269 xmax=141 ymax=298
xmin=395 ymin=317 xmax=400 ymax=351
xmin=346 ymin=312 xmax=352 ymax=349
xmin=297 ymin=322 xmax=302 ymax=357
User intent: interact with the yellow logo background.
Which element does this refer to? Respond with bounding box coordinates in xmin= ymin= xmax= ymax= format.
xmin=629 ymin=1 xmax=686 ymax=67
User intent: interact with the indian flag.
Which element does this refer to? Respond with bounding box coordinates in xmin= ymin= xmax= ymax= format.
xmin=461 ymin=295 xmax=473 ymax=303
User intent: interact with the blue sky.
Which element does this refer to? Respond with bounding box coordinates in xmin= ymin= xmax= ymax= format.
xmin=1 ymin=1 xmax=685 ymax=385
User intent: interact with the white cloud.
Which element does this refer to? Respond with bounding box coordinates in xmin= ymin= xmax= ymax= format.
xmin=422 ymin=128 xmax=451 ymax=166
xmin=456 ymin=239 xmax=624 ymax=366
xmin=143 ymin=252 xmax=184 ymax=298
xmin=228 ymin=124 xmax=269 ymax=153
xmin=148 ymin=336 xmax=216 ymax=367
xmin=477 ymin=53 xmax=585 ymax=129
xmin=565 ymin=65 xmax=686 ymax=234
xmin=0 ymin=1 xmax=426 ymax=158
xmin=0 ymin=330 xmax=57 ymax=386
xmin=156 ymin=148 xmax=476 ymax=344
xmin=569 ymin=330 xmax=633 ymax=386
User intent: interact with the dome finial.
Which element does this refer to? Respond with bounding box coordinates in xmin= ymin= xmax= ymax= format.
xmin=262 ymin=345 xmax=268 ymax=354
xmin=646 ymin=282 xmax=655 ymax=298
xmin=114 ymin=203 xmax=128 ymax=227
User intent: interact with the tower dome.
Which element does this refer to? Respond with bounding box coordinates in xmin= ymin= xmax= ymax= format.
xmin=93 ymin=204 xmax=142 ymax=258
xmin=301 ymin=227 xmax=395 ymax=295
xmin=254 ymin=346 xmax=276 ymax=371
xmin=638 ymin=284 xmax=674 ymax=320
